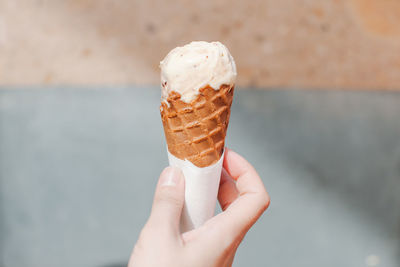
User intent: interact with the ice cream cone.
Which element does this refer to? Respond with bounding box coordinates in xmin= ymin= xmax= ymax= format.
xmin=159 ymin=41 xmax=236 ymax=232
xmin=160 ymin=84 xmax=234 ymax=168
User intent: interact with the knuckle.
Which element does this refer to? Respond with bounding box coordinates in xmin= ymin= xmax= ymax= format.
xmin=155 ymin=187 xmax=182 ymax=207
xmin=258 ymin=191 xmax=270 ymax=212
xmin=138 ymin=225 xmax=152 ymax=242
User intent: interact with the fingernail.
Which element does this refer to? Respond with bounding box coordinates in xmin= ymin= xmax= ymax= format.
xmin=160 ymin=167 xmax=182 ymax=187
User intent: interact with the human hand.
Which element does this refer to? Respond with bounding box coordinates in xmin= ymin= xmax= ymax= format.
xmin=128 ymin=148 xmax=270 ymax=267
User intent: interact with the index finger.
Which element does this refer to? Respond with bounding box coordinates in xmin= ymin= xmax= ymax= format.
xmin=223 ymin=148 xmax=270 ymax=227
xmin=201 ymin=148 xmax=270 ymax=244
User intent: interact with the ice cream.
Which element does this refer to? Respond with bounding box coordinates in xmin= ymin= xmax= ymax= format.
xmin=160 ymin=41 xmax=237 ymax=103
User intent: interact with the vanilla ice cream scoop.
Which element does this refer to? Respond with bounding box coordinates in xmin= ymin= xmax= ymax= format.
xmin=160 ymin=41 xmax=237 ymax=103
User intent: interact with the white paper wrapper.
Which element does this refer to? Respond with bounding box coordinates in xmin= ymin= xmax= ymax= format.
xmin=167 ymin=150 xmax=224 ymax=233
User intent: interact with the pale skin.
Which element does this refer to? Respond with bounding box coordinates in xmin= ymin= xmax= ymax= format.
xmin=128 ymin=148 xmax=270 ymax=267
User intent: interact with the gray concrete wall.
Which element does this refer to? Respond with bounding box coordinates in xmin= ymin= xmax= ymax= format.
xmin=1 ymin=87 xmax=399 ymax=267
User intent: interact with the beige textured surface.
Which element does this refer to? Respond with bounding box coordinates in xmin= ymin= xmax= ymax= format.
xmin=1 ymin=0 xmax=400 ymax=89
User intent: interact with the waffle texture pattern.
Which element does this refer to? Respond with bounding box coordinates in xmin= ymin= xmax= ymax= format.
xmin=161 ymin=84 xmax=234 ymax=167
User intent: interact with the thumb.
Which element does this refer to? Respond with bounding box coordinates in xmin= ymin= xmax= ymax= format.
xmin=148 ymin=166 xmax=185 ymax=233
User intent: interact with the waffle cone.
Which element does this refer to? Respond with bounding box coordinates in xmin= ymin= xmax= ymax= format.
xmin=160 ymin=84 xmax=234 ymax=167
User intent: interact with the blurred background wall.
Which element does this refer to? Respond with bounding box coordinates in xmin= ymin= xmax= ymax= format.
xmin=1 ymin=0 xmax=400 ymax=89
